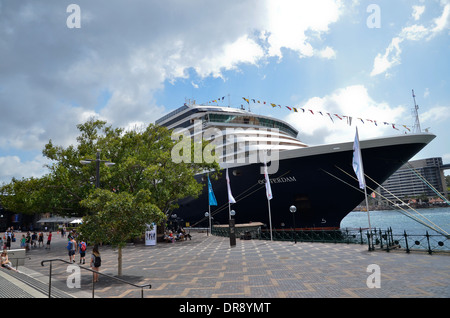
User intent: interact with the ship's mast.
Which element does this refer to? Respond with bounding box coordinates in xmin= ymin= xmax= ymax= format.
xmin=412 ymin=89 xmax=421 ymax=133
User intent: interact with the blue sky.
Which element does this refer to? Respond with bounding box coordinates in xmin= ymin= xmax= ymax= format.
xmin=0 ymin=0 xmax=449 ymax=184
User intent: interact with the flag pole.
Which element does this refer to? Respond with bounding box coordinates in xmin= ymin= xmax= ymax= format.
xmin=267 ymin=199 xmax=273 ymax=241
xmin=364 ymin=184 xmax=372 ymax=232
xmin=207 ymin=173 xmax=217 ymax=236
xmin=208 ymin=202 xmax=212 ymax=236
xmin=353 ymin=127 xmax=372 ymax=234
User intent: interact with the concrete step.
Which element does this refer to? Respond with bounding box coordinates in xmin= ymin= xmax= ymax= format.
xmin=0 ymin=268 xmax=74 ymax=298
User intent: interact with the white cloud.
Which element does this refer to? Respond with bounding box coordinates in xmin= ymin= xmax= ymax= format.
xmin=193 ymin=35 xmax=265 ymax=78
xmin=421 ymin=105 xmax=450 ymax=124
xmin=264 ymin=0 xmax=342 ymax=59
xmin=318 ymin=46 xmax=337 ymax=59
xmin=284 ymin=85 xmax=407 ymax=145
xmin=371 ymin=2 xmax=450 ymax=76
xmin=370 ymin=37 xmax=403 ymax=77
xmin=0 ymin=155 xmax=49 ymax=184
xmin=412 ymin=5 xmax=425 ymax=21
xmin=432 ymin=1 xmax=450 ymax=33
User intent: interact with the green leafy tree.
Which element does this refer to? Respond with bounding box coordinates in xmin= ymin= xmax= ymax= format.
xmin=1 ymin=118 xmax=220 ymax=276
xmin=79 ymin=188 xmax=165 ymax=276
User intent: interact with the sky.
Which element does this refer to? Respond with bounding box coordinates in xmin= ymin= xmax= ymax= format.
xmin=0 ymin=0 xmax=449 ymax=184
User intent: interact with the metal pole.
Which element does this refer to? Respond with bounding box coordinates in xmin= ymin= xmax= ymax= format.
xmin=95 ymin=150 xmax=100 ymax=188
xmin=364 ymin=186 xmax=372 ymax=235
xmin=208 ymin=205 xmax=211 ymax=236
xmin=267 ymin=200 xmax=273 ymax=241
xmin=92 ymin=271 xmax=95 ymax=298
xmin=48 ymin=262 xmax=52 ymax=298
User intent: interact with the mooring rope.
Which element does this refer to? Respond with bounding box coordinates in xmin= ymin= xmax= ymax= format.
xmin=331 ymin=165 xmax=449 ymax=236
xmin=404 ymin=162 xmax=450 ymax=205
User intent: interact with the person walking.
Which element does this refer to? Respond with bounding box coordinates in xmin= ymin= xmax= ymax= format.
xmin=5 ymin=234 xmax=11 ymax=250
xmin=31 ymin=232 xmax=37 ymax=248
xmin=67 ymin=237 xmax=77 ymax=263
xmin=20 ymin=235 xmax=26 ymax=249
xmin=25 ymin=232 xmax=31 ymax=251
xmin=90 ymin=245 xmax=101 ymax=282
xmin=38 ymin=232 xmax=44 ymax=247
xmin=79 ymin=240 xmax=87 ymax=264
xmin=45 ymin=231 xmax=52 ymax=249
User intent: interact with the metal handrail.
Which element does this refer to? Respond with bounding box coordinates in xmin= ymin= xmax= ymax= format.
xmin=41 ymin=258 xmax=151 ymax=298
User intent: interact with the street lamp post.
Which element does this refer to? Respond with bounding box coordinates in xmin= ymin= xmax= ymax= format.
xmin=80 ymin=149 xmax=115 ymax=188
xmin=205 ymin=212 xmax=210 ymax=236
xmin=290 ymin=205 xmax=297 ymax=244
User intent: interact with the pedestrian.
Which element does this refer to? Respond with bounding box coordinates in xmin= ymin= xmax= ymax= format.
xmin=6 ymin=234 xmax=11 ymax=250
xmin=38 ymin=232 xmax=44 ymax=247
xmin=20 ymin=235 xmax=26 ymax=248
xmin=25 ymin=232 xmax=31 ymax=251
xmin=46 ymin=231 xmax=52 ymax=249
xmin=31 ymin=232 xmax=37 ymax=248
xmin=0 ymin=236 xmax=3 ymax=250
xmin=67 ymin=237 xmax=76 ymax=263
xmin=90 ymin=245 xmax=101 ymax=282
xmin=79 ymin=240 xmax=87 ymax=264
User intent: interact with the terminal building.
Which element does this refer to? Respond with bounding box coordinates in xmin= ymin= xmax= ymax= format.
xmin=379 ymin=157 xmax=448 ymax=202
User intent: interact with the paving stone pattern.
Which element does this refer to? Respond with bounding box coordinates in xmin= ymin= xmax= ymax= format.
xmin=4 ymin=231 xmax=450 ymax=298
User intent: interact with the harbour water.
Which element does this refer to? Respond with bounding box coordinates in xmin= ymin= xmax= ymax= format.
xmin=341 ymin=206 xmax=450 ymax=236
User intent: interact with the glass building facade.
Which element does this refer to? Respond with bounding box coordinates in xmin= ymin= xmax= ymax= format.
xmin=380 ymin=157 xmax=448 ymax=201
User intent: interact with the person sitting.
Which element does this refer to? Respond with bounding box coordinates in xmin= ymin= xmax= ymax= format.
xmin=164 ymin=230 xmax=175 ymax=243
xmin=180 ymin=228 xmax=192 ymax=240
xmin=1 ymin=250 xmax=19 ymax=272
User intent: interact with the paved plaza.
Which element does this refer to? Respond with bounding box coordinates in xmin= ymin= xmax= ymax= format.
xmin=1 ymin=229 xmax=450 ymax=299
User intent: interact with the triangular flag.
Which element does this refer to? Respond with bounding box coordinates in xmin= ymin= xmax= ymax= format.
xmin=352 ymin=127 xmax=366 ymax=190
xmin=208 ymin=175 xmax=217 ymax=206
xmin=264 ymin=161 xmax=273 ymax=201
xmin=226 ymin=168 xmax=236 ymax=204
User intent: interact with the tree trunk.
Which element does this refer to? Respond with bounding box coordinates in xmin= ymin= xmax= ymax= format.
xmin=118 ymin=246 xmax=122 ymax=276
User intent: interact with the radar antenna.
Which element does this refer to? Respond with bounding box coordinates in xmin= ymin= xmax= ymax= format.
xmin=412 ymin=89 xmax=421 ymax=133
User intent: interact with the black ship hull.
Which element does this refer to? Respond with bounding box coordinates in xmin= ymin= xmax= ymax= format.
xmin=174 ymin=133 xmax=435 ymax=230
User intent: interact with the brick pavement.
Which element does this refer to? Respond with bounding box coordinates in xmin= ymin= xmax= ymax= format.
xmin=4 ymin=230 xmax=450 ymax=299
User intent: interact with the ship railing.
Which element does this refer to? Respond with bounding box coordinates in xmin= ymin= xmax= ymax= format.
xmin=212 ymin=226 xmax=450 ymax=254
xmin=212 ymin=226 xmax=367 ymax=244
xmin=259 ymin=228 xmax=366 ymax=244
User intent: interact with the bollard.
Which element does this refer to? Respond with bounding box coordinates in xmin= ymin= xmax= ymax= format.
xmin=426 ymin=231 xmax=432 ymax=255
xmin=404 ymin=230 xmax=410 ymax=253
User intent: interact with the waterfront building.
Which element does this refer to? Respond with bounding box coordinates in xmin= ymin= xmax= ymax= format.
xmin=380 ymin=157 xmax=448 ymax=202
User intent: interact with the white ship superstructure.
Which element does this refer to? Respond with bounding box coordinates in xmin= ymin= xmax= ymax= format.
xmin=156 ymin=102 xmax=307 ymax=165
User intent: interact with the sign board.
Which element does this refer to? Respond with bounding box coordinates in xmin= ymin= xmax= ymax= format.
xmin=145 ymin=223 xmax=157 ymax=246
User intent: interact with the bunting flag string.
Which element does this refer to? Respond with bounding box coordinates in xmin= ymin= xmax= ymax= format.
xmin=201 ymin=96 xmax=413 ymax=133
xmin=234 ymin=96 xmax=413 ymax=133
xmin=205 ymin=96 xmax=227 ymax=105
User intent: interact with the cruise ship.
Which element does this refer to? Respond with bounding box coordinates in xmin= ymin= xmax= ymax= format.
xmin=156 ymin=102 xmax=435 ymax=230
